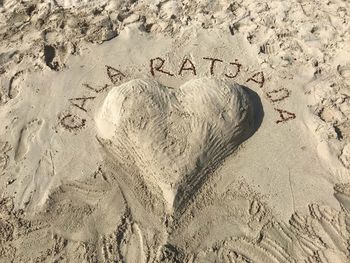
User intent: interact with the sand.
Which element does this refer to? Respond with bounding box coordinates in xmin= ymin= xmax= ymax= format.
xmin=1 ymin=0 xmax=350 ymax=262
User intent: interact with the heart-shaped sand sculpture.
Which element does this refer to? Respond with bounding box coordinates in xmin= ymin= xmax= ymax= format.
xmin=96 ymin=78 xmax=257 ymax=209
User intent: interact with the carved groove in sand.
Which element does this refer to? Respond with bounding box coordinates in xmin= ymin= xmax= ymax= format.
xmin=96 ymin=78 xmax=257 ymax=210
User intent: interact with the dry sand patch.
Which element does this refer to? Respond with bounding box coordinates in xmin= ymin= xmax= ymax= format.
xmin=1 ymin=1 xmax=350 ymax=261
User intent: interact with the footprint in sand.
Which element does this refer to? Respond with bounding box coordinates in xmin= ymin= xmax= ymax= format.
xmin=0 ymin=141 xmax=11 ymax=172
xmin=14 ymin=119 xmax=43 ymax=162
xmin=0 ymin=154 xmax=8 ymax=172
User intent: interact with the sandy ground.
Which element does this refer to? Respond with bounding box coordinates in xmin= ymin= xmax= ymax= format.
xmin=1 ymin=0 xmax=350 ymax=262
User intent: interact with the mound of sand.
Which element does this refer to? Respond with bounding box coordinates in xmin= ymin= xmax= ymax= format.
xmin=96 ymin=78 xmax=257 ymax=208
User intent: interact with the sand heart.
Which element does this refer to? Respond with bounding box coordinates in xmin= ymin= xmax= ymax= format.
xmin=95 ymin=78 xmax=257 ymax=209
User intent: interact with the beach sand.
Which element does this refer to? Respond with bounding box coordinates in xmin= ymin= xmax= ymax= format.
xmin=1 ymin=0 xmax=350 ymax=262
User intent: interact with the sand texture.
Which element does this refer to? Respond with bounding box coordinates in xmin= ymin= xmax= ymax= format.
xmin=1 ymin=0 xmax=350 ymax=262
